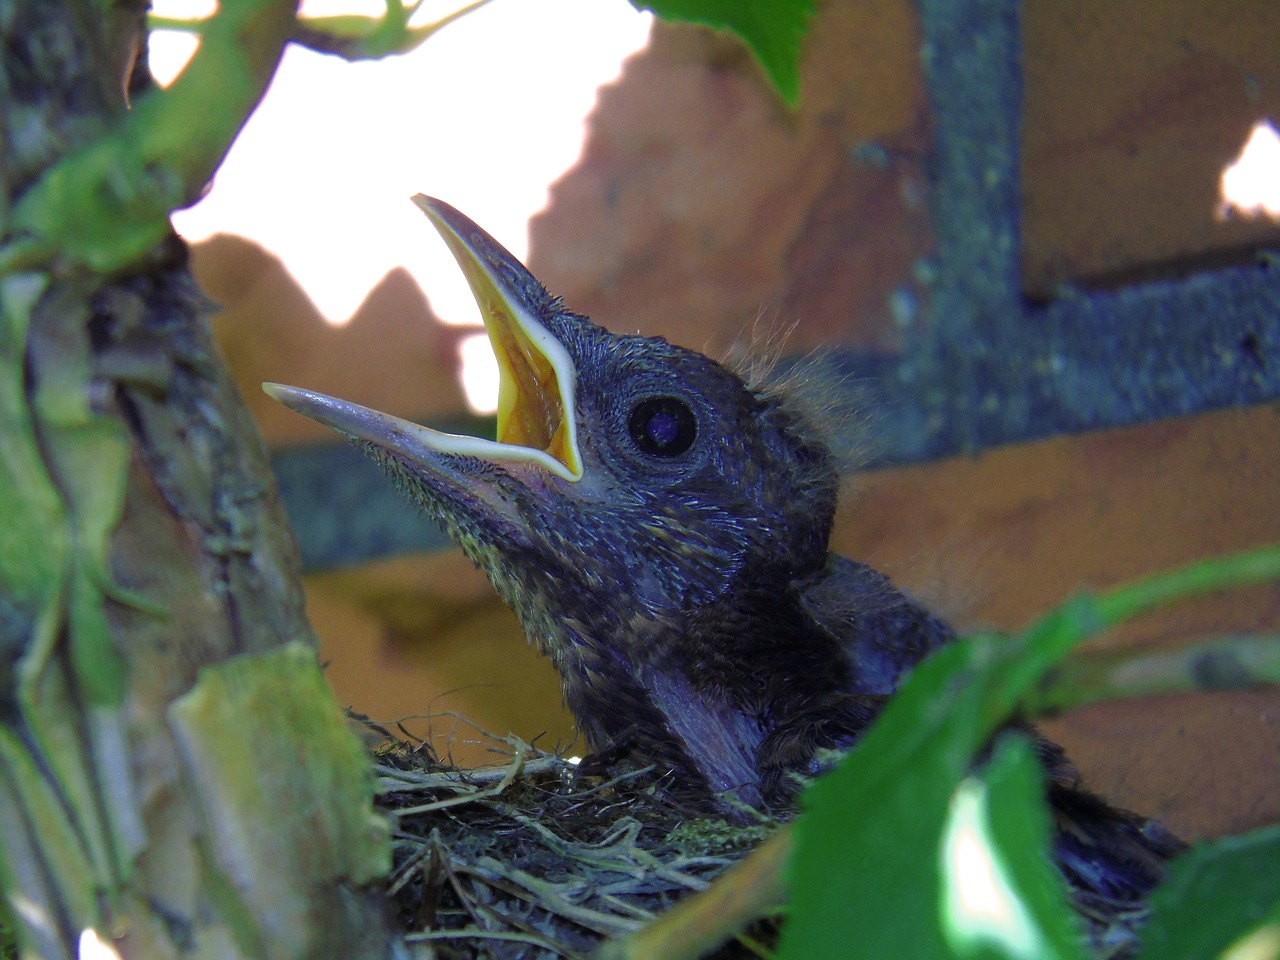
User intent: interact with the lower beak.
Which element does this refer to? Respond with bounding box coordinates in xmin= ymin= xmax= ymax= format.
xmin=264 ymin=196 xmax=583 ymax=483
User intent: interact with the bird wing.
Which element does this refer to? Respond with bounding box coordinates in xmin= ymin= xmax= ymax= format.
xmin=799 ymin=553 xmax=956 ymax=695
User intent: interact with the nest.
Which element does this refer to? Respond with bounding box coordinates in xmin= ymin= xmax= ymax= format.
xmin=365 ymin=715 xmax=1152 ymax=960
xmin=365 ymin=715 xmax=781 ymax=959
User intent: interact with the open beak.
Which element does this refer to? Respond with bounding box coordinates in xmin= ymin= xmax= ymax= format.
xmin=263 ymin=196 xmax=583 ymax=482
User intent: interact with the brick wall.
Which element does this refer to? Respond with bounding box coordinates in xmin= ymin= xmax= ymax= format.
xmin=199 ymin=0 xmax=1280 ymax=838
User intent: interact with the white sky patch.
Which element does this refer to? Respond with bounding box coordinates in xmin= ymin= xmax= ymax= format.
xmin=457 ymin=330 xmax=500 ymax=413
xmin=78 ymin=928 xmax=124 ymax=960
xmin=1219 ymin=119 xmax=1280 ymax=221
xmin=149 ymin=0 xmax=652 ymax=331
xmin=148 ymin=0 xmax=213 ymax=84
xmin=940 ymin=777 xmax=1044 ymax=960
xmin=147 ymin=32 xmax=199 ymax=85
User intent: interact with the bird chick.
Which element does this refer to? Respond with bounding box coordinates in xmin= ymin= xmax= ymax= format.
xmin=265 ymin=197 xmax=1178 ymax=908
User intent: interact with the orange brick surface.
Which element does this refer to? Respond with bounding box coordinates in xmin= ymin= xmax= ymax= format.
xmin=196 ymin=1 xmax=1279 ymax=840
xmin=1022 ymin=0 xmax=1280 ymax=295
xmin=835 ymin=404 xmax=1280 ymax=839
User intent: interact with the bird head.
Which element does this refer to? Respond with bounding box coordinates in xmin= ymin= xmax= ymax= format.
xmin=265 ymin=197 xmax=839 ymax=756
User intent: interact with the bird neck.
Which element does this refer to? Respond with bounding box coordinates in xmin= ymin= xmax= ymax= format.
xmin=540 ymin=579 xmax=857 ymax=812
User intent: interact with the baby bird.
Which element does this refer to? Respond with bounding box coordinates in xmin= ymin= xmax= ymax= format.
xmin=265 ymin=197 xmax=1178 ymax=920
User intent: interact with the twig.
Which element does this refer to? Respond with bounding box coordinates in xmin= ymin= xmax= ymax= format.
xmin=386 ymin=835 xmax=433 ymax=896
xmin=406 ymin=927 xmax=577 ymax=955
xmin=597 ymin=896 xmax=656 ymax=922
xmin=376 ymin=754 xmax=566 ymax=793
xmin=437 ymin=834 xmax=487 ymax=930
xmin=557 ymin=765 xmax=660 ymax=803
xmin=596 ymin=824 xmax=794 ymax=960
xmin=620 ymin=840 xmax=714 ymax=893
xmin=394 ymin=741 xmax=527 ymax=814
xmin=473 ymin=899 xmax=584 ymax=957
xmin=463 ymin=860 xmax=642 ymax=937
xmin=1025 ymin=633 xmax=1280 ymax=714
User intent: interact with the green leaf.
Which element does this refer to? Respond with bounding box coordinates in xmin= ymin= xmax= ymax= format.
xmin=4 ymin=0 xmax=295 ymax=275
xmin=0 ymin=274 xmax=66 ymax=645
xmin=778 ymin=632 xmax=1083 ymax=960
xmin=629 ymin=0 xmax=815 ymax=104
xmin=1136 ymin=824 xmax=1280 ymax=960
xmin=780 ymin=544 xmax=1280 ymax=959
xmin=940 ymin=737 xmax=1082 ymax=960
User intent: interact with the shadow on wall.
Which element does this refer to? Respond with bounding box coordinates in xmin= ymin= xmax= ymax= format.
xmin=197 ymin=232 xmax=469 ymax=449
xmin=527 ymin=9 xmax=936 ymax=359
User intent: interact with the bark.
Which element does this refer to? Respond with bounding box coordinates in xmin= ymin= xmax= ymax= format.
xmin=0 ymin=2 xmax=392 ymax=957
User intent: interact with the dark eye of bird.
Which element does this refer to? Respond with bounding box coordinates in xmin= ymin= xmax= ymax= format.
xmin=628 ymin=397 xmax=697 ymax=457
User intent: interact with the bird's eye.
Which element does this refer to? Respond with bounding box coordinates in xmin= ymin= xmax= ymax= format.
xmin=628 ymin=397 xmax=697 ymax=457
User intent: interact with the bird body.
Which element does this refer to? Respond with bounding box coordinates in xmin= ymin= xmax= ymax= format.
xmin=265 ymin=197 xmax=1179 ymax=925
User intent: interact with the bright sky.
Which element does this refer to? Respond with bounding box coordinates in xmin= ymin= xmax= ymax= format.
xmin=149 ymin=0 xmax=652 ymax=410
xmin=1219 ymin=118 xmax=1280 ymax=221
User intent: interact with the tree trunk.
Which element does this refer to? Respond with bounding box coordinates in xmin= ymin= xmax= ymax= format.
xmin=0 ymin=2 xmax=392 ymax=957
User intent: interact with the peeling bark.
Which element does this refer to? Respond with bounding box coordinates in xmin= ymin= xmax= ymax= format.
xmin=0 ymin=3 xmax=392 ymax=957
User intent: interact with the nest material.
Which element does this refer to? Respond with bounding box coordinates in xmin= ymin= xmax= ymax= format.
xmin=368 ymin=717 xmax=779 ymax=960
xmin=367 ymin=716 xmax=1151 ymax=960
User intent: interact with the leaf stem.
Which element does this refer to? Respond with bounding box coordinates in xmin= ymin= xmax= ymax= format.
xmin=146 ymin=15 xmax=211 ymax=32
xmin=598 ymin=826 xmax=793 ymax=960
xmin=1025 ymin=633 xmax=1280 ymax=715
xmin=1093 ymin=543 xmax=1280 ymax=627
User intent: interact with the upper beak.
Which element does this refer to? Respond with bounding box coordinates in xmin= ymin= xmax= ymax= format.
xmin=263 ymin=195 xmax=583 ymax=483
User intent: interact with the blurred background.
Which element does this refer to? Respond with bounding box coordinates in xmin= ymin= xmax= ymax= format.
xmin=152 ymin=0 xmax=1280 ymax=841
